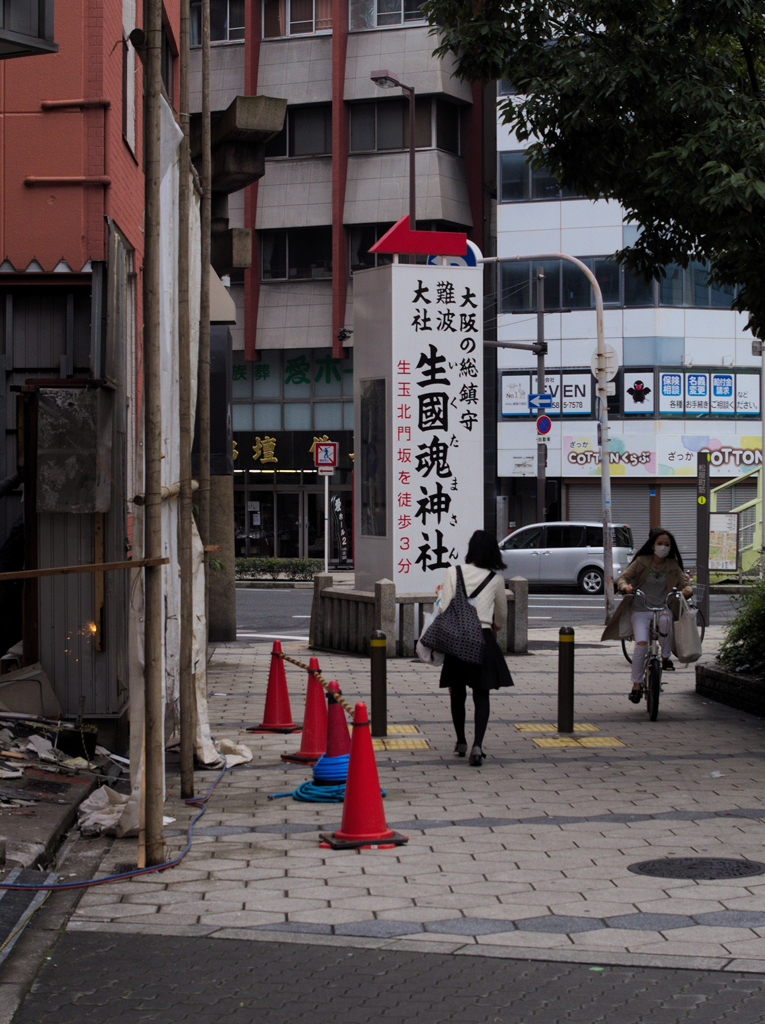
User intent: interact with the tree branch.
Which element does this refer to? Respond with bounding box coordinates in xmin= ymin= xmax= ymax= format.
xmin=737 ymin=34 xmax=761 ymax=96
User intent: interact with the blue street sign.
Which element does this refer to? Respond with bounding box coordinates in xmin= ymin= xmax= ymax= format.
xmin=529 ymin=393 xmax=553 ymax=409
xmin=536 ymin=414 xmax=553 ymax=435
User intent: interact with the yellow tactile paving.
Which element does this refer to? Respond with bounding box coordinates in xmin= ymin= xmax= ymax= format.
xmin=372 ymin=738 xmax=429 ymax=750
xmin=387 ymin=724 xmax=420 ymax=734
xmin=515 ymin=723 xmax=599 ymax=733
xmin=532 ymin=737 xmax=583 ymax=748
xmin=532 ymin=736 xmax=625 ymax=748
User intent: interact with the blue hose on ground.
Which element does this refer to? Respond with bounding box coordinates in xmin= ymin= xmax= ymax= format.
xmin=268 ymin=753 xmax=349 ymax=802
xmin=268 ymin=753 xmax=386 ymax=803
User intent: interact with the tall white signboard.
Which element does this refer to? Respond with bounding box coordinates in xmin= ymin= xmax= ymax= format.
xmin=354 ymin=262 xmax=483 ymax=595
xmin=392 ymin=267 xmax=484 ymax=593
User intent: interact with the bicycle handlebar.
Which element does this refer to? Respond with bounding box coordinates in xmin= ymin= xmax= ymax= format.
xmin=629 ymin=587 xmax=683 ymax=612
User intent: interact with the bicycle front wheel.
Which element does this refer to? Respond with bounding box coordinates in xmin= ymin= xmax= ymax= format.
xmin=646 ymin=658 xmax=661 ymax=721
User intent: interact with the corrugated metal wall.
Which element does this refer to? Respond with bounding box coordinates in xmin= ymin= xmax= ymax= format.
xmin=1 ymin=240 xmax=130 ymax=717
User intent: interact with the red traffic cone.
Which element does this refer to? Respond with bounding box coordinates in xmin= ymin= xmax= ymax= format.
xmin=248 ymin=641 xmax=301 ymax=733
xmin=319 ymin=702 xmax=408 ymax=850
xmin=282 ymin=658 xmax=327 ymax=763
xmin=324 ymin=681 xmax=351 ymax=757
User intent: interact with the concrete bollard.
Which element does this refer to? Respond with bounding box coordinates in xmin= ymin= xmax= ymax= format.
xmin=558 ymin=626 xmax=575 ymax=733
xmin=370 ymin=630 xmax=387 ymax=737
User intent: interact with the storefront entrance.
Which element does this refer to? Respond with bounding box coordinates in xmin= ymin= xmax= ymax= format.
xmin=234 ymin=484 xmax=352 ymax=565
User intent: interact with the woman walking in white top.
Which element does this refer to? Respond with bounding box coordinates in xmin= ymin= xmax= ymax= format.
xmin=437 ymin=530 xmax=513 ymax=766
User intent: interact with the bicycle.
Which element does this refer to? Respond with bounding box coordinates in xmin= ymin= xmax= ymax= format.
xmin=621 ymin=582 xmax=705 ymax=665
xmin=623 ymin=588 xmax=684 ymax=721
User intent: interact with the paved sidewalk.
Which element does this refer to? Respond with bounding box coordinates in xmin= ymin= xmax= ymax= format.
xmin=69 ymin=626 xmax=765 ymax=973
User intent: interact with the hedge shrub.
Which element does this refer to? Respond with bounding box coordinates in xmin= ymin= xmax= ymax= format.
xmin=235 ymin=557 xmax=324 ymax=581
xmin=717 ymin=577 xmax=765 ymax=679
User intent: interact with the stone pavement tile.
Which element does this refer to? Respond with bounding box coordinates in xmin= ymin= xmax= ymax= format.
xmin=73 ymin=903 xmax=159 ymax=920
xmin=197 ymin=910 xmax=286 ymax=927
xmin=721 ymin=938 xmax=765 ymax=957
xmin=374 ymin=906 xmax=459 ymax=923
xmin=725 ymin=957 xmax=765 ymax=971
xmin=285 ymin=908 xmax=374 ymax=924
xmin=475 ymin=930 xmax=574 ymax=949
xmin=75 ymin=892 xmax=123 ymax=907
xmin=245 ymin=896 xmax=328 ymax=912
xmin=68 ymin=920 xmax=219 ymax=937
xmin=630 ymin=938 xmax=745 ymax=958
xmin=122 ymin=889 xmax=211 ymax=906
xmin=166 ymin=878 xmax=256 ymax=894
xmin=413 ymin=893 xmax=501 ymax=910
xmin=328 ymin=895 xmax=415 ymax=912
xmin=569 ymin=927 xmax=662 ymax=949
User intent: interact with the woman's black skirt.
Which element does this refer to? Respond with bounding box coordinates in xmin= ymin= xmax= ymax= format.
xmin=439 ymin=628 xmax=514 ymax=691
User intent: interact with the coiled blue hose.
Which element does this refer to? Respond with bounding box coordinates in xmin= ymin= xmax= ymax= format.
xmin=268 ymin=753 xmax=386 ymax=803
xmin=268 ymin=753 xmax=349 ymax=802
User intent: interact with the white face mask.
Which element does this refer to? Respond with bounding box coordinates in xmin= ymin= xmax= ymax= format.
xmin=654 ymin=544 xmax=670 ymax=559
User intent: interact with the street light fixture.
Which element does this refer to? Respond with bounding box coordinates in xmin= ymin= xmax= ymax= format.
xmin=370 ymin=70 xmax=416 ymax=229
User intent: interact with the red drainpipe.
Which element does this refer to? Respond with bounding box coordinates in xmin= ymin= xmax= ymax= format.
xmin=244 ymin=0 xmax=262 ymax=362
xmin=331 ymin=0 xmax=349 ymax=360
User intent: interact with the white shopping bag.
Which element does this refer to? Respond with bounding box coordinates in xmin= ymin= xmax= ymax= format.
xmin=415 ymin=599 xmax=445 ymax=666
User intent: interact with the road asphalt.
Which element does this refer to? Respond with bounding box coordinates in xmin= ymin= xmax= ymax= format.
xmin=5 ymin=622 xmax=765 ymax=1021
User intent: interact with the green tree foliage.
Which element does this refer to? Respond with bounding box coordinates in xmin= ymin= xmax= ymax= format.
xmin=424 ymin=0 xmax=765 ymax=336
xmin=718 ymin=577 xmax=765 ymax=678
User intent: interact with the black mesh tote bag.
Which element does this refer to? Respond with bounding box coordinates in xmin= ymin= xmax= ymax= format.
xmin=419 ymin=567 xmax=493 ymax=665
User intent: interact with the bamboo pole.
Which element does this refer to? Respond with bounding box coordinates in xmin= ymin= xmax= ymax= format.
xmin=143 ymin=0 xmax=165 ymax=867
xmin=178 ymin=0 xmax=195 ymax=799
xmin=198 ymin=0 xmax=211 ymax=552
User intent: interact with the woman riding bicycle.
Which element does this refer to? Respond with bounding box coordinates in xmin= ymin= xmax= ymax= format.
xmin=601 ymin=527 xmax=693 ymax=704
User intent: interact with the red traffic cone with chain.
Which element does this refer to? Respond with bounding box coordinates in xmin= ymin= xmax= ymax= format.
xmin=248 ymin=641 xmax=301 ymax=733
xmin=324 ymin=681 xmax=351 ymax=757
xmin=320 ymin=702 xmax=408 ymax=850
xmin=282 ymin=658 xmax=327 ymax=763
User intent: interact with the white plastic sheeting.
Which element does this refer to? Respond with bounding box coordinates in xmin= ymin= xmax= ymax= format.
xmin=121 ymin=96 xmax=221 ymax=838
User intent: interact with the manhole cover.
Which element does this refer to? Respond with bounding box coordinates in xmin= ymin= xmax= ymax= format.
xmin=629 ymin=857 xmax=765 ymax=880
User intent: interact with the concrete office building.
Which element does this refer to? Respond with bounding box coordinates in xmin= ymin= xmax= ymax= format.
xmin=494 ymin=94 xmax=761 ymax=568
xmin=190 ymin=0 xmax=493 ymax=566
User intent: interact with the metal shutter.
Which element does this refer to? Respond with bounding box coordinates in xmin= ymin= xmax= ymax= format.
xmin=714 ymin=480 xmax=758 ymax=512
xmin=567 ymin=481 xmax=651 ymax=545
xmin=658 ymin=484 xmax=698 ymax=569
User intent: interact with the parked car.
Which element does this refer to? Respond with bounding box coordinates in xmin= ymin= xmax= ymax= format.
xmin=498 ymin=522 xmax=635 ymax=594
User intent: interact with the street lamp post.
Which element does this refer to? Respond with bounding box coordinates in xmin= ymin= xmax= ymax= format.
xmin=370 ymin=70 xmax=415 ymax=228
xmin=481 ymin=252 xmax=616 ymax=621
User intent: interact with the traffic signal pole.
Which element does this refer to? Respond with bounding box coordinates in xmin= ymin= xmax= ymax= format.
xmin=535 ymin=267 xmax=547 ymax=523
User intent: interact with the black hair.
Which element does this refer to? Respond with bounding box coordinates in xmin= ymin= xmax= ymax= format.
xmin=634 ymin=526 xmax=684 ymax=570
xmin=465 ymin=529 xmax=504 ymax=571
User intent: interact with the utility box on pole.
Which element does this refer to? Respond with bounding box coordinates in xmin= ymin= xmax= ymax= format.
xmin=353 ymin=262 xmax=483 ymax=594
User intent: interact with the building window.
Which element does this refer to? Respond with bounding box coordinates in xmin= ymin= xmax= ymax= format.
xmin=263 ymin=0 xmax=332 ymax=37
xmin=350 ymin=0 xmax=425 ymax=29
xmin=260 ymin=227 xmax=333 ymax=280
xmin=231 ymin=348 xmax=354 ymax=431
xmin=350 ymin=97 xmax=458 ymax=153
xmin=499 ymin=151 xmax=580 ymax=202
xmin=265 ymin=104 xmax=332 ymax=157
xmin=161 ymin=26 xmax=175 ymax=103
xmin=191 ymin=1 xmax=245 ymax=45
xmin=500 ymin=257 xmax=737 ymax=312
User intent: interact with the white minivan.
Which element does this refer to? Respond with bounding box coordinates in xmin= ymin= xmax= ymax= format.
xmin=499 ymin=522 xmax=635 ymax=593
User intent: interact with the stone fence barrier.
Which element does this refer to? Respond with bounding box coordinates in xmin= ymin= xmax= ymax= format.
xmin=309 ymin=574 xmax=528 ymax=658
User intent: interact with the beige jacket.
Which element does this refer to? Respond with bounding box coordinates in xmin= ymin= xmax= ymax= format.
xmin=440 ymin=564 xmax=507 ymax=630
xmin=601 ymin=555 xmax=689 ymax=641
